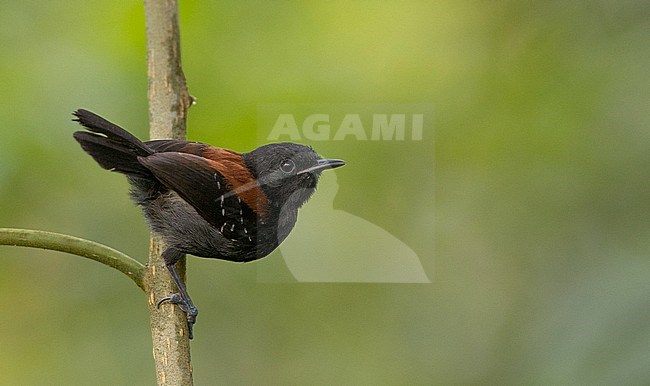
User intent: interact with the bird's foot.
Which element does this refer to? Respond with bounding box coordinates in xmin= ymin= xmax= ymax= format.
xmin=157 ymin=293 xmax=198 ymax=339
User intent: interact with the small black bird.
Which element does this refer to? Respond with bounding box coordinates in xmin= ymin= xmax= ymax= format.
xmin=72 ymin=109 xmax=344 ymax=338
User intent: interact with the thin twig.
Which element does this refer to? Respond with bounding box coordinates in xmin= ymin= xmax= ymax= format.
xmin=0 ymin=228 xmax=144 ymax=290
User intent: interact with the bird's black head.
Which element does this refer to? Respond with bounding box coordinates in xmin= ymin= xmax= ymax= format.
xmin=242 ymin=143 xmax=344 ymax=211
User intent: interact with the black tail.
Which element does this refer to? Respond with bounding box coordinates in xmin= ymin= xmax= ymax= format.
xmin=73 ymin=109 xmax=153 ymax=178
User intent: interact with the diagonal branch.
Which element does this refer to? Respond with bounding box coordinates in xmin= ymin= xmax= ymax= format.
xmin=0 ymin=228 xmax=144 ymax=290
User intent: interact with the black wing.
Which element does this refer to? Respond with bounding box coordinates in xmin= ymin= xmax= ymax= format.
xmin=138 ymin=152 xmax=257 ymax=242
xmin=146 ymin=140 xmax=203 ymax=154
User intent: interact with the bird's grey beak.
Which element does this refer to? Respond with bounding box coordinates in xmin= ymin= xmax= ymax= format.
xmin=298 ymin=159 xmax=345 ymax=174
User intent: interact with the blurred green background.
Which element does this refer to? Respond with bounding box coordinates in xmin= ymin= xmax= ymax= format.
xmin=1 ymin=1 xmax=649 ymax=384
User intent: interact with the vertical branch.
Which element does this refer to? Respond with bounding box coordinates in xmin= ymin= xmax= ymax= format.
xmin=143 ymin=1 xmax=194 ymax=385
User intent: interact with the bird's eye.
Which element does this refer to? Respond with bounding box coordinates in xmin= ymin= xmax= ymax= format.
xmin=280 ymin=159 xmax=296 ymax=174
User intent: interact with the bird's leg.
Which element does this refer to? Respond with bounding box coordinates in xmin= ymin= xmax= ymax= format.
xmin=157 ymin=249 xmax=198 ymax=339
